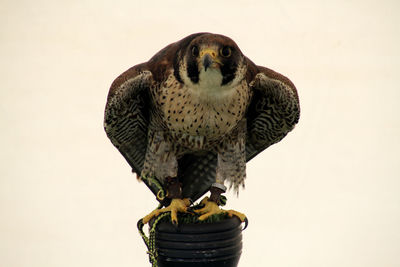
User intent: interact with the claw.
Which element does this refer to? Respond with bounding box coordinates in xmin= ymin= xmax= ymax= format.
xmin=195 ymin=197 xmax=248 ymax=224
xmin=194 ymin=199 xmax=222 ymax=221
xmin=142 ymin=198 xmax=191 ymax=225
xmin=243 ymin=217 xmax=249 ymax=230
xmin=225 ymin=209 xmax=248 ymax=229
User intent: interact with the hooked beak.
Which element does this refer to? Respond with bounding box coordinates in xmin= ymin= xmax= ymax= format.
xmin=203 ymin=54 xmax=213 ymax=71
xmin=200 ymin=48 xmax=222 ymax=72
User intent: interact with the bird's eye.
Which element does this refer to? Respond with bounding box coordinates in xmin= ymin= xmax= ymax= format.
xmin=192 ymin=46 xmax=199 ymax=57
xmin=220 ymin=46 xmax=232 ymax=58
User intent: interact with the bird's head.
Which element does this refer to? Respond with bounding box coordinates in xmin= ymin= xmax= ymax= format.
xmin=176 ymin=33 xmax=247 ymax=95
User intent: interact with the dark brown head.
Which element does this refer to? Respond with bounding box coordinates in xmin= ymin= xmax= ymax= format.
xmin=174 ymin=33 xmax=247 ymax=89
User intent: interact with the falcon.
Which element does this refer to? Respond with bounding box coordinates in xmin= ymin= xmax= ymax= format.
xmin=104 ymin=33 xmax=300 ymax=225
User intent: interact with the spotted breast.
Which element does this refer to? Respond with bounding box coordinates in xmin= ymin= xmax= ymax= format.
xmin=151 ymin=73 xmax=251 ymax=150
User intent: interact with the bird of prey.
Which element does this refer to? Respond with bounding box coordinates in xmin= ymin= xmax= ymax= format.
xmin=104 ymin=33 xmax=300 ymax=224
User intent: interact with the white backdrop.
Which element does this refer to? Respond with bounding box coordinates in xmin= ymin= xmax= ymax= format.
xmin=1 ymin=0 xmax=399 ymax=266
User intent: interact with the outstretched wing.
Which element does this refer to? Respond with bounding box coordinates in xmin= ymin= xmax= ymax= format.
xmin=104 ymin=34 xmax=216 ymax=204
xmin=245 ymin=62 xmax=300 ymax=161
xmin=104 ymin=64 xmax=152 ymax=177
xmin=104 ymin=65 xmax=217 ymax=203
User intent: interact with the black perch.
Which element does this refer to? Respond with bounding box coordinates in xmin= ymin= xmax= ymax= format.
xmin=155 ymin=217 xmax=244 ymax=267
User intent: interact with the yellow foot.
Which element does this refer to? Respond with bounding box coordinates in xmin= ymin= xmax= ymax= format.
xmin=194 ymin=197 xmax=248 ymax=228
xmin=142 ymin=198 xmax=191 ymax=225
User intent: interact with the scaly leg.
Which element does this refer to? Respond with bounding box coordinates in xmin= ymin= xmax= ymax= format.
xmin=143 ymin=198 xmax=192 ymax=224
xmin=142 ymin=177 xmax=192 ymax=225
xmin=194 ymin=185 xmax=248 ymax=228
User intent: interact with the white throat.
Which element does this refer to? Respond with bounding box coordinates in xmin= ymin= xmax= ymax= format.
xmin=198 ymin=68 xmax=223 ymax=91
xmin=185 ymin=68 xmax=236 ymax=104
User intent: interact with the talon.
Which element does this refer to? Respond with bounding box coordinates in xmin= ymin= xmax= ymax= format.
xmin=226 ymin=210 xmax=248 ymax=229
xmin=195 ymin=197 xmax=248 ymax=224
xmin=195 ymin=197 xmax=224 ymax=221
xmin=142 ymin=198 xmax=191 ymax=225
xmin=243 ymin=217 xmax=249 ymax=230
